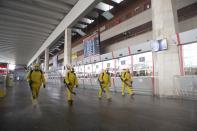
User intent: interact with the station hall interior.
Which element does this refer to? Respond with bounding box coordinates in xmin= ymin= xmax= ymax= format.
xmin=0 ymin=0 xmax=197 ymax=131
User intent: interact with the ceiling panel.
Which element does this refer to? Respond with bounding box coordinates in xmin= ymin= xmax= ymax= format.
xmin=0 ymin=0 xmax=79 ymax=64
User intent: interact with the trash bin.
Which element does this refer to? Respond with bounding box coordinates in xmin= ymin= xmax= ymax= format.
xmin=6 ymin=74 xmax=13 ymax=87
xmin=0 ymin=76 xmax=6 ymax=98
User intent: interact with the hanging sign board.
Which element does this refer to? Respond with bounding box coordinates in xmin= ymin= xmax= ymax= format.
xmin=83 ymin=33 xmax=100 ymax=58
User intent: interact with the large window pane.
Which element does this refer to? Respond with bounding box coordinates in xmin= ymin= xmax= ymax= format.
xmin=92 ymin=62 xmax=102 ymax=77
xmin=78 ymin=65 xmax=85 ymax=78
xmin=183 ymin=43 xmax=197 ymax=75
xmin=84 ymin=64 xmax=93 ymax=78
xmin=103 ymin=59 xmax=116 ymax=76
xmin=116 ymin=56 xmax=132 ymax=76
xmin=133 ymin=52 xmax=153 ymax=76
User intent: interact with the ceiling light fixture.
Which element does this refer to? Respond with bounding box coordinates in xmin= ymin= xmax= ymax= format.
xmin=101 ymin=1 xmax=114 ymax=20
xmin=49 ymin=52 xmax=54 ymax=55
xmin=72 ymin=28 xmax=86 ymax=36
xmin=112 ymin=0 xmax=124 ymax=4
xmin=55 ymin=48 xmax=61 ymax=51
xmin=96 ymin=2 xmax=113 ymax=11
xmin=81 ymin=18 xmax=94 ymax=24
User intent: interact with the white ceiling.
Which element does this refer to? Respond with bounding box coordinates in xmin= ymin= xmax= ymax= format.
xmin=0 ymin=0 xmax=79 ymax=64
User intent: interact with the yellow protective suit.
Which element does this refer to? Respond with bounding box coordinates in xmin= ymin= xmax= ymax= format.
xmin=27 ymin=70 xmax=45 ymax=99
xmin=64 ymin=70 xmax=78 ymax=101
xmin=121 ymin=69 xmax=133 ymax=96
xmin=98 ymin=70 xmax=111 ymax=99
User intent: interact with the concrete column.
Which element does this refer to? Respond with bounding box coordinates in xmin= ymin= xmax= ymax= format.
xmin=151 ymin=0 xmax=181 ymax=96
xmin=36 ymin=57 xmax=40 ymax=64
xmin=64 ymin=28 xmax=72 ymax=67
xmin=44 ymin=47 xmax=49 ymax=72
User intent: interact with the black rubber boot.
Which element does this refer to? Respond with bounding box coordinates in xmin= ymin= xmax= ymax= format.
xmin=32 ymin=95 xmax=36 ymax=100
xmin=68 ymin=100 xmax=73 ymax=106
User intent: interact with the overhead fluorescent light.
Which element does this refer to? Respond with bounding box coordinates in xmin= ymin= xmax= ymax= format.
xmin=49 ymin=52 xmax=54 ymax=55
xmin=112 ymin=0 xmax=124 ymax=4
xmin=81 ymin=18 xmax=94 ymax=24
xmin=102 ymin=11 xmax=114 ymax=20
xmin=72 ymin=32 xmax=77 ymax=36
xmin=72 ymin=28 xmax=86 ymax=36
xmin=55 ymin=48 xmax=61 ymax=51
xmin=75 ymin=23 xmax=88 ymax=29
xmin=77 ymin=30 xmax=86 ymax=36
xmin=96 ymin=2 xmax=113 ymax=11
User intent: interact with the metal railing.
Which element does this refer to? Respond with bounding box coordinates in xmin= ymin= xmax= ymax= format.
xmin=174 ymin=75 xmax=197 ymax=100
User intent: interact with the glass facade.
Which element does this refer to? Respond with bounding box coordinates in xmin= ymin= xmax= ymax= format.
xmin=73 ymin=52 xmax=153 ymax=78
xmin=183 ymin=43 xmax=197 ymax=75
xmin=133 ymin=52 xmax=153 ymax=76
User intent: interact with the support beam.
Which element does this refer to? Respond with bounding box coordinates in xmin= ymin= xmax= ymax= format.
xmin=36 ymin=57 xmax=40 ymax=64
xmin=64 ymin=28 xmax=72 ymax=66
xmin=44 ymin=47 xmax=49 ymax=72
xmin=28 ymin=0 xmax=103 ymax=66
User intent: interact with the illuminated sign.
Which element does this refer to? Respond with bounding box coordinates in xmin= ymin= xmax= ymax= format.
xmin=0 ymin=63 xmax=8 ymax=69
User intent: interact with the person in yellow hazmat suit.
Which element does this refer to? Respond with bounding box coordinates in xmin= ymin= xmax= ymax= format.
xmin=26 ymin=64 xmax=46 ymax=102
xmin=64 ymin=65 xmax=78 ymax=106
xmin=120 ymin=68 xmax=134 ymax=96
xmin=98 ymin=68 xmax=112 ymax=101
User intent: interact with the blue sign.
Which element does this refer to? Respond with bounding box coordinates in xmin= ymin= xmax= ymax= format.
xmin=83 ymin=34 xmax=100 ymax=58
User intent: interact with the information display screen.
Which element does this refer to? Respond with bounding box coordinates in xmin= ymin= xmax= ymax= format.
xmin=151 ymin=39 xmax=167 ymax=52
xmin=83 ymin=33 xmax=100 ymax=58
